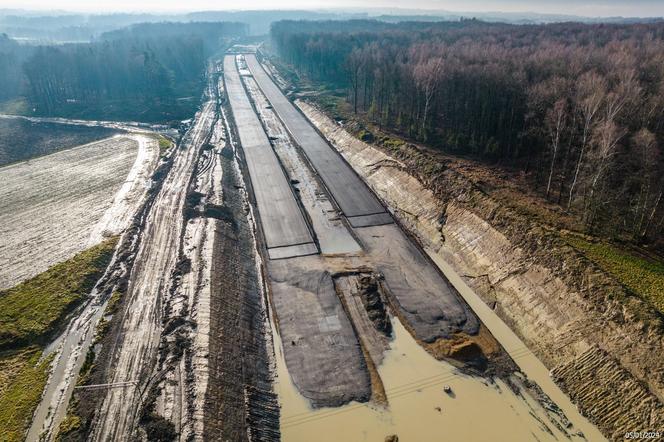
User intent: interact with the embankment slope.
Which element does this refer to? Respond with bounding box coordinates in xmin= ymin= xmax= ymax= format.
xmin=299 ymin=100 xmax=664 ymax=440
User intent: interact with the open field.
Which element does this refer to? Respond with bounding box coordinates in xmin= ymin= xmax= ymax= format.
xmin=0 ymin=135 xmax=159 ymax=289
xmin=0 ymin=118 xmax=119 ymax=166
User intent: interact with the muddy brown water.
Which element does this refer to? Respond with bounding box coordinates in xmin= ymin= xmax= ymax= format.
xmin=270 ymin=264 xmax=606 ymax=442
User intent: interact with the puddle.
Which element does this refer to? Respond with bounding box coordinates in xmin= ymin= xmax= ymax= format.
xmin=429 ymin=253 xmax=606 ymax=441
xmin=272 ymin=312 xmax=588 ymax=441
xmin=27 ymin=294 xmax=108 ymax=442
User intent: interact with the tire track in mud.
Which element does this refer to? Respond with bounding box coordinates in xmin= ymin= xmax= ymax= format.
xmin=89 ymin=99 xmax=217 ymax=441
xmin=33 ymin=132 xmax=178 ymax=441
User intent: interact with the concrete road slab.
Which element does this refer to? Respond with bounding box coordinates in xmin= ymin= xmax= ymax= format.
xmin=245 ymin=54 xmax=392 ymax=226
xmin=267 ymin=243 xmax=319 ymax=260
xmin=348 ymin=212 xmax=394 ymax=228
xmin=242 ymin=75 xmax=363 ymax=256
xmin=224 ymin=55 xmax=316 ymax=257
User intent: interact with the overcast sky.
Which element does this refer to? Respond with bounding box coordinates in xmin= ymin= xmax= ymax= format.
xmin=3 ymin=0 xmax=664 ymax=17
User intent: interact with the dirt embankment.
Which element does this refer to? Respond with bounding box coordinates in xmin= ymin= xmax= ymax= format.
xmin=203 ymin=142 xmax=279 ymax=441
xmin=299 ymin=100 xmax=664 ymax=440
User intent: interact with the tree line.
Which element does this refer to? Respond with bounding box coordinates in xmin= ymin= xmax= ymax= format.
xmin=271 ymin=19 xmax=664 ymax=246
xmin=0 ymin=22 xmax=246 ymax=122
xmin=0 ymin=34 xmax=29 ymax=101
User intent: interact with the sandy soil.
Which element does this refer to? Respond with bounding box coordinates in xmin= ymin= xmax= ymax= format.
xmin=0 ymin=135 xmax=158 ymax=290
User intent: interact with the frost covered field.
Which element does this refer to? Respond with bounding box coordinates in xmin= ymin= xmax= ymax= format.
xmin=0 ymin=135 xmax=159 ymax=289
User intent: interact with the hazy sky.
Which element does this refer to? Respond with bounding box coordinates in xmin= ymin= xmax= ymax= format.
xmin=3 ymin=0 xmax=664 ymax=17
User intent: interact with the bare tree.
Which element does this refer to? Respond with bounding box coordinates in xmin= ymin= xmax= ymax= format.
xmin=631 ymin=128 xmax=662 ymax=240
xmin=568 ymin=72 xmax=606 ymax=209
xmin=545 ymin=98 xmax=567 ymax=198
xmin=585 ymin=119 xmax=625 ymax=226
xmin=345 ymin=48 xmax=365 ymax=114
xmin=605 ymin=68 xmax=641 ymax=121
xmin=413 ymin=57 xmax=444 ymax=139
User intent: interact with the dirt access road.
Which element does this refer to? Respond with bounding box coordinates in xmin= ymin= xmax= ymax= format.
xmin=88 ymin=100 xmax=216 ymax=440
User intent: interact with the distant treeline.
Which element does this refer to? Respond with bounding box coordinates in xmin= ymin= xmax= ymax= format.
xmin=0 ymin=34 xmax=28 ymax=101
xmin=272 ymin=19 xmax=664 ymax=244
xmin=0 ymin=11 xmax=357 ymax=39
xmin=0 ymin=21 xmax=246 ymax=122
xmin=1 ymin=10 xmax=657 ymax=41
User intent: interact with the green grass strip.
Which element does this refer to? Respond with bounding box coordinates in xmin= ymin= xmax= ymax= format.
xmin=567 ymin=237 xmax=664 ymax=314
xmin=0 ymin=238 xmax=118 ymax=348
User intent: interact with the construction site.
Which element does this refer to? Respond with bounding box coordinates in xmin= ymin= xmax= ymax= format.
xmin=3 ymin=42 xmax=663 ymax=442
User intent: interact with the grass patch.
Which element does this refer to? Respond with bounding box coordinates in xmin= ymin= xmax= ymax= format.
xmin=55 ymin=413 xmax=81 ymax=441
xmin=0 ymin=236 xmax=120 ymax=440
xmin=105 ymin=291 xmax=123 ymax=316
xmin=566 ymin=236 xmax=664 ymax=313
xmin=0 ymin=347 xmax=53 ymax=441
xmin=310 ymin=94 xmax=346 ymax=122
xmin=0 ymin=97 xmax=30 ymax=115
xmin=0 ymin=238 xmax=118 ymax=348
xmin=54 ymin=286 xmax=125 ymax=441
xmin=157 ymin=136 xmax=172 ymax=157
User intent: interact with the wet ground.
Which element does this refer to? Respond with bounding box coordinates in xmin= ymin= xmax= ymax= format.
xmin=274 ymin=313 xmax=588 ymax=442
xmin=19 ymin=49 xmax=607 ymax=441
xmin=89 ymin=100 xmax=217 ymax=441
